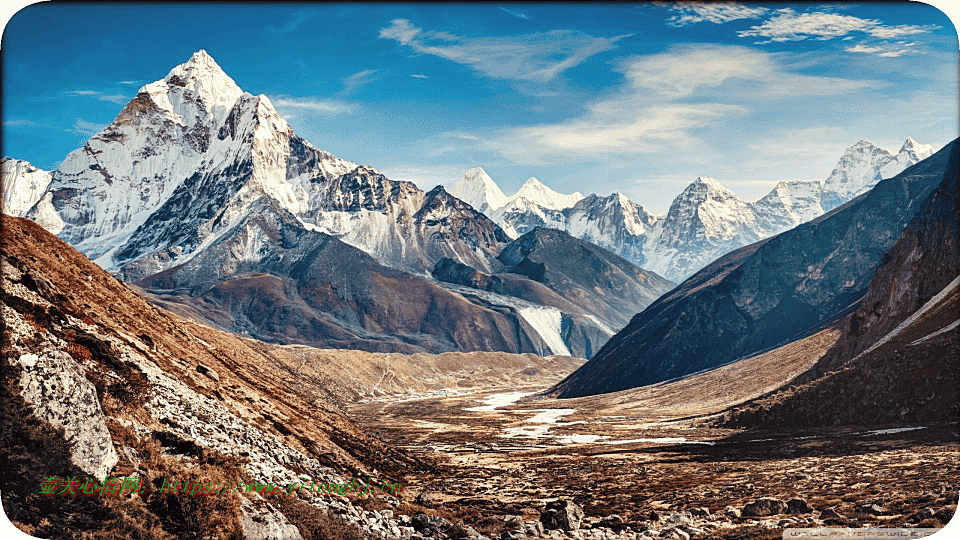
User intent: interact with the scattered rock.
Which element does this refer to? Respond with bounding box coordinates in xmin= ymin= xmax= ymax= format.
xmin=934 ymin=506 xmax=956 ymax=524
xmin=416 ymin=490 xmax=436 ymax=505
xmin=540 ymin=500 xmax=584 ymax=532
xmin=860 ymin=503 xmax=887 ymax=516
xmin=908 ymin=508 xmax=935 ymax=522
xmin=524 ymin=520 xmax=545 ymax=537
xmin=196 ymin=363 xmax=219 ymax=381
xmin=819 ymin=507 xmax=844 ymax=520
xmin=742 ymin=498 xmax=787 ymax=517
xmin=599 ymin=515 xmax=625 ymax=533
xmin=690 ymin=507 xmax=711 ymax=517
xmin=787 ymin=498 xmax=814 ymax=515
xmin=413 ymin=513 xmax=451 ymax=536
xmin=724 ymin=506 xmax=741 ymax=519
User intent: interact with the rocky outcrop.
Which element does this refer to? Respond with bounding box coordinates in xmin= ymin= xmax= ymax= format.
xmin=539 ymin=500 xmax=584 ymax=532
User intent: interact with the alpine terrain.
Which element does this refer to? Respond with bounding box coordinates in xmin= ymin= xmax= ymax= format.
xmin=1 ymin=50 xmax=672 ymax=358
xmin=448 ymin=138 xmax=934 ymax=282
xmin=550 ymin=139 xmax=958 ymax=397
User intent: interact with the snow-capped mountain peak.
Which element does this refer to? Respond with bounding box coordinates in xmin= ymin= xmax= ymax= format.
xmin=448 ymin=167 xmax=509 ymax=213
xmin=897 ymin=137 xmax=935 ymax=161
xmin=510 ymin=176 xmax=584 ymax=211
xmin=140 ymin=49 xmax=243 ymax=129
xmin=1 ymin=158 xmax=52 ymax=217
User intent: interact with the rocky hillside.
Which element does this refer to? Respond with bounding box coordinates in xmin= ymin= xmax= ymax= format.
xmin=549 ymin=139 xmax=957 ymax=398
xmin=1 ymin=214 xmax=422 ymax=538
xmin=723 ymin=143 xmax=959 ymax=428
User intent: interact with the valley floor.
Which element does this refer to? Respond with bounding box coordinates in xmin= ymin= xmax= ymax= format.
xmin=349 ymin=328 xmax=959 ymax=539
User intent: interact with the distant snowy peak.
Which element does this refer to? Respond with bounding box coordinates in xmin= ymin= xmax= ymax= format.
xmin=822 ymin=138 xmax=934 ymax=210
xmin=1 ymin=158 xmax=51 ymax=217
xmin=449 ymin=167 xmax=508 ymax=213
xmin=510 ymin=177 xmax=584 ymax=211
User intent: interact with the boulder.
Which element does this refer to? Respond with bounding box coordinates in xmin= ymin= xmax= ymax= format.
xmin=819 ymin=507 xmax=844 ymax=520
xmin=239 ymin=495 xmax=303 ymax=540
xmin=13 ymin=349 xmax=118 ymax=481
xmin=599 ymin=514 xmax=625 ymax=533
xmin=742 ymin=498 xmax=787 ymax=517
xmin=787 ymin=498 xmax=814 ymax=515
xmin=540 ymin=500 xmax=584 ymax=532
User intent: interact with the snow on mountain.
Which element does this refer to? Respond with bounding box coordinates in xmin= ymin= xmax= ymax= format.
xmin=448 ymin=167 xmax=509 ymax=213
xmin=821 ymin=138 xmax=933 ymax=211
xmin=750 ymin=179 xmax=826 ymax=237
xmin=22 ymin=50 xmax=245 ymax=265
xmin=1 ymin=158 xmax=51 ymax=217
xmin=641 ymin=177 xmax=762 ymax=282
xmin=565 ymin=192 xmax=658 ymax=267
xmin=510 ymin=177 xmax=584 ymax=211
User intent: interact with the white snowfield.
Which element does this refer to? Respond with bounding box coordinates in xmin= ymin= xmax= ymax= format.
xmin=447 ymin=136 xmax=935 ymax=282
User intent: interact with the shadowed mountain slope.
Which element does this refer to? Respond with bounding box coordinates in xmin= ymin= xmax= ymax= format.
xmin=551 ymin=140 xmax=957 ymax=398
xmin=723 ymin=143 xmax=959 ymax=428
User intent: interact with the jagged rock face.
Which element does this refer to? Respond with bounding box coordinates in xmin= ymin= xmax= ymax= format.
xmin=1 ymin=158 xmax=51 ymax=217
xmin=452 ymin=140 xmax=934 ymax=283
xmin=10 ymin=51 xmax=509 ymax=284
xmin=644 ymin=177 xmax=763 ymax=282
xmin=565 ymin=192 xmax=658 ymax=267
xmin=5 ymin=331 xmax=119 ymax=481
xmin=132 ymin=198 xmax=557 ymax=356
xmin=551 ymin=140 xmax=956 ymax=398
xmin=498 ymin=228 xmax=675 ymax=329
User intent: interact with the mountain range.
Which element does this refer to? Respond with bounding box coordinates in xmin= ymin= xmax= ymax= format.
xmin=448 ymin=138 xmax=934 ymax=282
xmin=550 ymin=139 xmax=957 ymax=398
xmin=0 ymin=50 xmax=672 ymax=358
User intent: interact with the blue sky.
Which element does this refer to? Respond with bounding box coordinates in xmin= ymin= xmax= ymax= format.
xmin=2 ymin=2 xmax=958 ymax=213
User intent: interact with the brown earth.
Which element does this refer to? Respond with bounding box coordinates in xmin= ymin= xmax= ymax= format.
xmin=349 ymin=326 xmax=959 ymax=537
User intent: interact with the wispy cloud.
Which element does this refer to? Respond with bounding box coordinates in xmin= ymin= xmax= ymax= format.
xmin=411 ymin=73 xmax=429 ymax=79
xmin=468 ymin=45 xmax=872 ymax=164
xmin=270 ymin=96 xmax=352 ymax=117
xmin=499 ymin=6 xmax=529 ymax=20
xmin=266 ymin=10 xmax=315 ymax=34
xmin=846 ymin=41 xmax=918 ymax=57
xmin=738 ymin=8 xmax=939 ymax=42
xmin=73 ymin=119 xmax=106 ymax=136
xmin=66 ymin=90 xmax=127 ymax=104
xmin=665 ymin=3 xmax=768 ymax=27
xmin=117 ymin=80 xmax=141 ymax=85
xmin=342 ymin=69 xmax=378 ymax=93
xmin=379 ymin=19 xmax=629 ymax=82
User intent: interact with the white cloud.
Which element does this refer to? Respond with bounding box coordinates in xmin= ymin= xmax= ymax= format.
xmin=738 ymin=9 xmax=939 ymax=43
xmin=342 ymin=69 xmax=378 ymax=92
xmin=665 ymin=3 xmax=768 ymax=27
xmin=379 ymin=19 xmax=629 ymax=82
xmin=411 ymin=73 xmax=429 ymax=79
xmin=66 ymin=90 xmax=127 ymax=104
xmin=471 ymin=46 xmax=873 ymax=163
xmin=499 ymin=6 xmax=529 ymax=20
xmin=73 ymin=119 xmax=106 ymax=136
xmin=270 ymin=97 xmax=352 ymax=116
xmin=846 ymin=42 xmax=918 ymax=57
